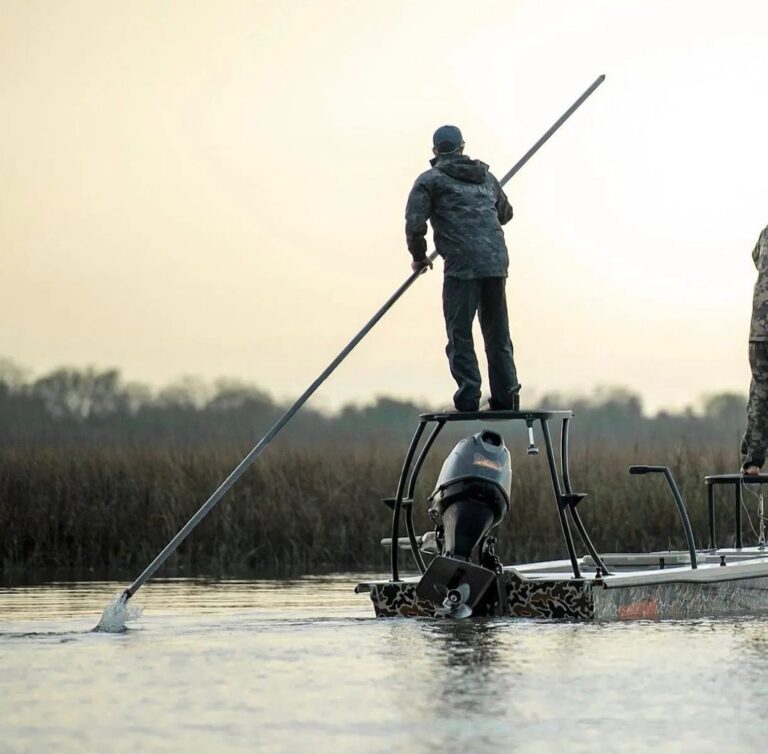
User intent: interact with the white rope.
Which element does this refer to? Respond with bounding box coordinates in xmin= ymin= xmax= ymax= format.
xmin=740 ymin=475 xmax=766 ymax=548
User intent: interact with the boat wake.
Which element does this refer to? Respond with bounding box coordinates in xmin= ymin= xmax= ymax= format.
xmin=94 ymin=593 xmax=143 ymax=633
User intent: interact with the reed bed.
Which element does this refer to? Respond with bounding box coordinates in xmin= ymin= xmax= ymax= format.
xmin=0 ymin=442 xmax=749 ymax=578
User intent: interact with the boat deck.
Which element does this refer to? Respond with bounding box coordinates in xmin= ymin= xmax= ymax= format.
xmin=358 ymin=547 xmax=768 ymax=593
xmin=510 ymin=546 xmax=768 ymax=587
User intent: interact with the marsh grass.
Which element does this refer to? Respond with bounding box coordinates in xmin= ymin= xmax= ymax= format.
xmin=0 ymin=441 xmax=749 ymax=577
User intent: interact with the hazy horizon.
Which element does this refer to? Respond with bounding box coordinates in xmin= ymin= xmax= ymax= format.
xmin=0 ymin=353 xmax=748 ymax=419
xmin=3 ymin=1 xmax=767 ymax=415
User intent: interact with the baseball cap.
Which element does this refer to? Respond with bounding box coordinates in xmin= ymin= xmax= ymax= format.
xmin=432 ymin=125 xmax=464 ymax=154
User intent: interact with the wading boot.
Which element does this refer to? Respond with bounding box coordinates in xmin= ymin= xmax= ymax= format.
xmin=488 ymin=383 xmax=521 ymax=412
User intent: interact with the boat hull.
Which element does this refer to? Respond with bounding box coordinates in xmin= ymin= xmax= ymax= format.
xmin=357 ymin=552 xmax=768 ymax=621
xmin=595 ymin=575 xmax=768 ymax=620
xmin=358 ymin=571 xmax=594 ymax=620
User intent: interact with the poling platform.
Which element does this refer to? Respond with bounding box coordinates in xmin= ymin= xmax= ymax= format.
xmin=355 ymin=410 xmax=768 ymax=621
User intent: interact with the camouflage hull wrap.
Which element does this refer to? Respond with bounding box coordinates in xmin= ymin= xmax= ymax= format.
xmin=359 ymin=571 xmax=594 ymax=620
xmin=361 ymin=574 xmax=768 ymax=621
xmin=504 ymin=571 xmax=594 ymax=620
xmin=595 ymin=576 xmax=768 ymax=621
xmin=364 ymin=581 xmax=437 ymax=618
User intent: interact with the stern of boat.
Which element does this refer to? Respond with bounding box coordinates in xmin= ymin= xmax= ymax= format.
xmin=356 ymin=569 xmax=594 ymax=621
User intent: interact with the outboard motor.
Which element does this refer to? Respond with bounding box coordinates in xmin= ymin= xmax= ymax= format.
xmin=428 ymin=430 xmax=511 ymax=561
xmin=415 ymin=430 xmax=512 ymax=618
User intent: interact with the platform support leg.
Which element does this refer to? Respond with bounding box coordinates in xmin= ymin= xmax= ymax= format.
xmin=541 ymin=419 xmax=581 ymax=579
xmin=390 ymin=421 xmax=426 ymax=581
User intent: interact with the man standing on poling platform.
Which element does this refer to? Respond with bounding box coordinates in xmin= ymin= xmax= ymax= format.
xmin=405 ymin=125 xmax=521 ymax=412
xmin=743 ymin=225 xmax=768 ymax=474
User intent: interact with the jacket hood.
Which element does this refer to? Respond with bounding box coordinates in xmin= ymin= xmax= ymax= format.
xmin=430 ymin=154 xmax=488 ymax=184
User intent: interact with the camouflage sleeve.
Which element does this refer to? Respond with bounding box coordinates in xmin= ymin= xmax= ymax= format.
xmin=405 ymin=176 xmax=431 ymax=261
xmin=753 ymin=230 xmax=765 ymax=270
xmin=493 ymin=176 xmax=513 ymax=225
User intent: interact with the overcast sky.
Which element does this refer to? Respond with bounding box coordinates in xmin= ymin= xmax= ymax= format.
xmin=2 ymin=0 xmax=767 ymax=412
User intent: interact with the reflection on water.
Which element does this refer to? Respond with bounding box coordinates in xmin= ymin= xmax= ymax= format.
xmin=2 ymin=576 xmax=768 ymax=753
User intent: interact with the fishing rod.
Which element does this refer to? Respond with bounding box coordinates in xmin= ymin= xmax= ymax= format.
xmin=117 ymin=74 xmax=606 ymax=605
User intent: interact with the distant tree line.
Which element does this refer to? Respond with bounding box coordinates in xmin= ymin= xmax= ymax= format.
xmin=0 ymin=358 xmax=748 ymax=453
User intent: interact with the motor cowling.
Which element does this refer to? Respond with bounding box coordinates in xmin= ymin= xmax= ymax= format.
xmin=428 ymin=430 xmax=511 ymax=561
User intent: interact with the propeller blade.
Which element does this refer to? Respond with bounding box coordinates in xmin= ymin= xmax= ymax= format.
xmin=453 ymin=604 xmax=473 ymax=620
xmin=434 ymin=602 xmax=473 ymax=620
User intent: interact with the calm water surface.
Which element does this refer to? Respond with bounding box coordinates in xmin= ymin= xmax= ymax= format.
xmin=2 ymin=575 xmax=768 ymax=753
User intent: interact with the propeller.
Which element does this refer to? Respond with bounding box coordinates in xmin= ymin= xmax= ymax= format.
xmin=434 ymin=582 xmax=473 ymax=619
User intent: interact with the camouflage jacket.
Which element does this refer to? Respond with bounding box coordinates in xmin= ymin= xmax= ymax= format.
xmin=405 ymin=154 xmax=513 ymax=279
xmin=751 ymin=226 xmax=768 ymax=341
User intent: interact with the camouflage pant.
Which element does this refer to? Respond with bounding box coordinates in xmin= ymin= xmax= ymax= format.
xmin=742 ymin=342 xmax=768 ymax=469
xmin=442 ymin=277 xmax=519 ymax=411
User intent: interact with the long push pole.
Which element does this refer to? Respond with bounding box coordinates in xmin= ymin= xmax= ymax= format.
xmin=119 ymin=74 xmax=606 ymax=603
xmin=497 ymin=74 xmax=605 ymax=186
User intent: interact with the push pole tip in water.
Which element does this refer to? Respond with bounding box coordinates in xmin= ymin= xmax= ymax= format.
xmin=94 ymin=589 xmax=141 ymax=633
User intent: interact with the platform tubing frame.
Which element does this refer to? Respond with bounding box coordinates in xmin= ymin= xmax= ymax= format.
xmin=705 ymin=475 xmax=768 ymax=551
xmin=707 ymin=483 xmax=716 ymax=550
xmin=402 ymin=421 xmax=446 ymax=575
xmin=559 ymin=418 xmax=610 ymax=575
xmin=390 ymin=414 xmax=611 ymax=582
xmin=390 ymin=421 xmax=427 ymax=582
xmin=540 ymin=419 xmax=582 ymax=578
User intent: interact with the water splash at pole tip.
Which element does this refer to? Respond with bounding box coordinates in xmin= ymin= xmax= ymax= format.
xmin=94 ymin=592 xmax=143 ymax=633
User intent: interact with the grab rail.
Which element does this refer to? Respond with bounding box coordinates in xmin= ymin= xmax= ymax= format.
xmin=629 ymin=466 xmax=698 ymax=568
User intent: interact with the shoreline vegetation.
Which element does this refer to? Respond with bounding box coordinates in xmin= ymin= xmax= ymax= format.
xmin=0 ymin=443 xmax=750 ymax=578
xmin=0 ymin=359 xmax=750 ymax=448
xmin=0 ymin=360 xmax=755 ymax=576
